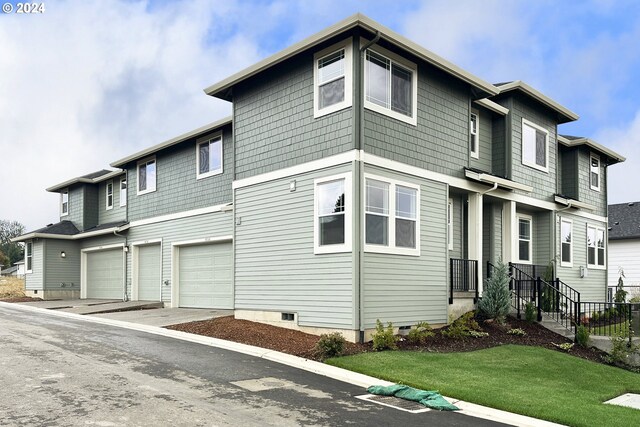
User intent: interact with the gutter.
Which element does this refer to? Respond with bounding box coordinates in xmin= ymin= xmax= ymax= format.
xmin=12 ymin=224 xmax=130 ymax=243
xmin=554 ymin=195 xmax=595 ymax=211
xmin=464 ymin=169 xmax=532 ymax=193
xmin=113 ymin=229 xmax=129 ymax=302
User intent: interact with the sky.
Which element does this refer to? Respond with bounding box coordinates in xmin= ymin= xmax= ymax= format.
xmin=1 ymin=0 xmax=639 ymax=230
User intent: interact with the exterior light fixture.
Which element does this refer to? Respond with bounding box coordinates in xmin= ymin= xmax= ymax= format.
xmin=60 ymin=251 xmax=66 ymax=258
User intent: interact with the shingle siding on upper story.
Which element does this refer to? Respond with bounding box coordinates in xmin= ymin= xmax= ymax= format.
xmin=509 ymin=94 xmax=558 ymax=201
xmin=469 ymin=107 xmax=493 ymax=173
xmin=64 ymin=186 xmax=84 ymax=230
xmin=83 ymin=186 xmax=99 ymax=231
xmin=576 ymin=146 xmax=607 ymax=217
xmin=364 ymin=64 xmax=470 ymax=178
xmin=127 ymin=126 xmax=233 ymax=222
xmin=491 ymin=114 xmax=506 ymax=177
xmin=233 ymin=46 xmax=353 ymax=180
xmin=98 ymin=179 xmax=126 ymax=224
xmin=558 ymin=145 xmax=579 ymax=199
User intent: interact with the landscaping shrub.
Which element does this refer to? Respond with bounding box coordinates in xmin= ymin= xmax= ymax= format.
xmin=575 ymin=325 xmax=590 ymax=348
xmin=553 ymin=342 xmax=574 ymax=352
xmin=607 ymin=322 xmax=639 ymax=366
xmin=407 ymin=322 xmax=434 ymax=345
xmin=315 ymin=332 xmax=346 ymax=359
xmin=478 ymin=259 xmax=511 ymax=324
xmin=372 ymin=319 xmax=398 ymax=351
xmin=507 ymin=328 xmax=526 ymax=337
xmin=442 ymin=312 xmax=484 ymax=339
xmin=525 ymin=302 xmax=536 ymax=323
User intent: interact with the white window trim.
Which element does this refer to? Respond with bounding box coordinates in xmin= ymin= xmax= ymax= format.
xmin=470 ymin=111 xmax=479 ymax=159
xmin=516 ymin=214 xmax=533 ymax=264
xmin=448 ymin=198 xmax=454 ymax=251
xmin=105 ymin=180 xmax=114 ymax=210
xmin=137 ymin=156 xmax=157 ymax=195
xmin=60 ymin=189 xmax=69 ymax=217
xmin=363 ymin=41 xmax=418 ymax=126
xmin=590 ymin=153 xmax=601 ymax=192
xmin=313 ymin=38 xmax=353 ymax=119
xmin=25 ymin=241 xmax=33 ymax=273
xmin=521 ymin=118 xmax=549 ymax=173
xmin=313 ymin=172 xmax=352 ymax=254
xmin=363 ymin=173 xmax=420 ymax=256
xmin=560 ymin=217 xmax=573 ymax=268
xmin=586 ymin=224 xmax=606 ymax=269
xmin=196 ymin=133 xmax=224 ymax=180
xmin=120 ymin=177 xmax=127 ymax=207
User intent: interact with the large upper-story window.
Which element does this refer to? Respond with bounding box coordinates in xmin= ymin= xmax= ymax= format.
xmin=587 ymin=225 xmax=605 ymax=268
xmin=522 ymin=119 xmax=548 ymax=172
xmin=517 ymin=215 xmax=532 ymax=263
xmin=364 ymin=44 xmax=417 ymax=126
xmin=106 ymin=180 xmax=114 ymax=210
xmin=26 ymin=241 xmax=33 ymax=273
xmin=60 ymin=190 xmax=69 ymax=216
xmin=197 ymin=135 xmax=223 ymax=179
xmin=590 ymin=154 xmax=600 ymax=191
xmin=120 ymin=177 xmax=127 ymax=207
xmin=364 ymin=174 xmax=420 ymax=256
xmin=560 ymin=218 xmax=572 ymax=267
xmin=470 ymin=112 xmax=479 ymax=159
xmin=137 ymin=157 xmax=156 ymax=195
xmin=313 ymin=39 xmax=352 ymax=118
xmin=314 ymin=173 xmax=352 ymax=254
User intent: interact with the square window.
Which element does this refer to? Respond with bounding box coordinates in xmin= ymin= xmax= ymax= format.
xmin=313 ymin=39 xmax=352 ymax=118
xmin=587 ymin=225 xmax=606 ymax=268
xmin=137 ymin=158 xmax=156 ymax=195
xmin=197 ymin=136 xmax=223 ymax=179
xmin=522 ymin=119 xmax=548 ymax=172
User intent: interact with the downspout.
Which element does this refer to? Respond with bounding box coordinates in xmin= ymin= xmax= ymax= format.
xmin=357 ymin=31 xmax=381 ymax=343
xmin=480 ymin=182 xmax=498 ymax=196
xmin=556 ymin=201 xmax=573 ymax=212
xmin=114 ymin=228 xmax=128 ymax=301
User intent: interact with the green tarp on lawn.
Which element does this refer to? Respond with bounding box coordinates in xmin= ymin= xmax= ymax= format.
xmin=367 ymin=384 xmax=459 ymax=411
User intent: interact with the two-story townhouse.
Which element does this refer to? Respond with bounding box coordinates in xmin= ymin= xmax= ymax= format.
xmin=14 ymin=14 xmax=624 ymax=341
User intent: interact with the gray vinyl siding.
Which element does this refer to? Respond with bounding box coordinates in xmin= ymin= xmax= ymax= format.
xmin=233 ymin=49 xmax=353 ymax=180
xmin=509 ymin=95 xmax=558 ymax=201
xmin=25 ymin=240 xmax=44 ymax=290
xmin=44 ymin=240 xmax=80 ymax=291
xmin=469 ymin=108 xmax=492 ymax=172
xmin=364 ymin=64 xmax=470 ymax=178
xmin=362 ymin=165 xmax=448 ymax=328
xmin=448 ymin=195 xmax=464 ymax=259
xmin=576 ymin=147 xmax=607 ymax=217
xmin=127 ymin=127 xmax=233 ymax=221
xmin=65 ymin=186 xmax=84 ymax=229
xmin=491 ymin=115 xmax=506 ymax=177
xmin=482 ymin=202 xmax=502 ymax=277
xmin=555 ymin=213 xmax=608 ymax=302
xmin=83 ymin=186 xmax=99 ymax=231
xmin=533 ymin=211 xmax=553 ymax=266
xmin=234 ymin=164 xmax=354 ymax=329
xmin=126 ymin=211 xmax=233 ymax=303
xmin=559 ymin=147 xmax=579 ymax=199
xmin=98 ymin=180 xmax=126 ymax=224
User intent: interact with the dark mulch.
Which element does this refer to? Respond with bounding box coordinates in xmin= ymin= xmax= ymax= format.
xmin=167 ymin=315 xmax=610 ymax=365
xmin=0 ymin=297 xmax=42 ymax=303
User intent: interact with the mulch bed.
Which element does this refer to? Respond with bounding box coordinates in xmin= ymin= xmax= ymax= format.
xmin=167 ymin=315 xmax=610 ymax=365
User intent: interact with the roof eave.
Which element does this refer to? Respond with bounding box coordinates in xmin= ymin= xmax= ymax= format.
xmin=464 ymin=169 xmax=532 ymax=192
xmin=473 ymin=98 xmax=509 ymax=116
xmin=554 ymin=195 xmax=595 ymax=211
xmin=558 ymin=135 xmax=626 ymax=164
xmin=204 ymin=14 xmax=499 ymax=101
xmin=497 ymin=81 xmax=579 ymax=123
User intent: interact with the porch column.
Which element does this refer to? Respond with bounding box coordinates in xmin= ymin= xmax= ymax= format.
xmin=502 ymin=200 xmax=517 ymax=264
xmin=468 ymin=193 xmax=483 ymax=295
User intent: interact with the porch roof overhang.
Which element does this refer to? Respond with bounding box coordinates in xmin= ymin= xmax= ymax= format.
xmin=12 ymin=223 xmax=130 ymax=243
xmin=472 ymin=98 xmax=509 ymax=116
xmin=464 ymin=169 xmax=532 ymax=192
xmin=554 ymin=195 xmax=595 ymax=211
xmin=557 ymin=135 xmax=625 ymax=165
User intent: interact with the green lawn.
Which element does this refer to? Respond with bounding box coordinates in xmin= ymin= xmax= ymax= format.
xmin=327 ymin=345 xmax=640 ymax=426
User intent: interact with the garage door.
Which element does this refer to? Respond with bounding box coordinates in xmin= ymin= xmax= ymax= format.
xmin=178 ymin=243 xmax=232 ymax=309
xmin=86 ymin=248 xmax=123 ymax=299
xmin=137 ymin=244 xmax=161 ymax=301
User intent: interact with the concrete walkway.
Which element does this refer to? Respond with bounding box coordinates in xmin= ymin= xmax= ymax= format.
xmin=92 ymin=307 xmax=233 ymax=327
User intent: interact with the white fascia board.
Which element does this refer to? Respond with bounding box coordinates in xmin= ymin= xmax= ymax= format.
xmin=127 ymin=203 xmax=232 ymax=228
xmin=12 ymin=226 xmax=126 ymax=242
xmin=554 ymin=195 xmax=596 ymax=211
xmin=558 ymin=135 xmax=626 ymax=163
xmin=92 ymin=169 xmax=126 ymax=184
xmin=110 ymin=116 xmax=232 ymax=168
xmin=464 ymin=169 xmax=532 ymax=192
xmin=204 ymin=14 xmax=498 ymax=100
xmin=46 ymin=169 xmax=125 ymax=192
xmin=498 ymin=81 xmax=579 ymax=123
xmin=473 ymin=98 xmax=509 ymax=116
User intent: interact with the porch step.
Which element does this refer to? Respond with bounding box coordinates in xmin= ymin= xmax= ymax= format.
xmin=540 ymin=317 xmax=575 ymax=340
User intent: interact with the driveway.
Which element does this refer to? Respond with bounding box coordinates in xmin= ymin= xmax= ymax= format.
xmin=0 ymin=303 xmax=510 ymax=427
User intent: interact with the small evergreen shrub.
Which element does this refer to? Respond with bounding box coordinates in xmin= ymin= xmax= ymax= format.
xmin=468 ymin=330 xmax=489 ymax=338
xmin=407 ymin=322 xmax=434 ymax=345
xmin=524 ymin=302 xmax=536 ymax=323
xmin=507 ymin=328 xmax=526 ymax=337
xmin=606 ymin=322 xmax=639 ymax=365
xmin=478 ymin=259 xmax=511 ymax=324
xmin=315 ymin=332 xmax=346 ymax=359
xmin=372 ymin=319 xmax=398 ymax=351
xmin=442 ymin=311 xmax=484 ymax=339
xmin=575 ymin=325 xmax=590 ymax=348
xmin=553 ymin=342 xmax=574 ymax=352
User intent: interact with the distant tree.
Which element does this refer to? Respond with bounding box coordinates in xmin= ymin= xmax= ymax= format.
xmin=0 ymin=250 xmax=9 ymax=270
xmin=0 ymin=220 xmax=26 ymax=265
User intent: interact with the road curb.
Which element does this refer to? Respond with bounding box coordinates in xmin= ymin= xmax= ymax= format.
xmin=1 ymin=301 xmax=563 ymax=427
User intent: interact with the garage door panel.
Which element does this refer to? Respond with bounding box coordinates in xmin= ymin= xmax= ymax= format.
xmin=179 ymin=243 xmax=232 ymax=309
xmin=86 ymin=249 xmax=123 ymax=299
xmin=138 ymin=244 xmax=161 ymax=301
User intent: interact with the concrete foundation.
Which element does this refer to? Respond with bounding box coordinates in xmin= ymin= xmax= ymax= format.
xmin=26 ymin=289 xmax=80 ymax=300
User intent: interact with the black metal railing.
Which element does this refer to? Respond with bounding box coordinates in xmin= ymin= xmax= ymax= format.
xmin=540 ymin=278 xmax=580 ymax=334
xmin=607 ymin=286 xmax=640 ymax=303
xmin=509 ymin=263 xmax=539 ymax=319
xmin=580 ymin=301 xmax=638 ymax=345
xmin=510 ymin=263 xmax=550 ymax=281
xmin=449 ymin=258 xmax=478 ymax=304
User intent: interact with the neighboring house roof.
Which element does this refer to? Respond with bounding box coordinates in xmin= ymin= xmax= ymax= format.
xmin=14 ymin=261 xmax=24 ymax=265
xmin=558 ymin=135 xmax=625 ymax=165
xmin=204 ymin=13 xmax=499 ymax=102
xmin=110 ymin=116 xmax=233 ymax=168
xmin=1 ymin=266 xmax=18 ymax=275
xmin=494 ymin=81 xmax=579 ymax=124
xmin=11 ymin=220 xmax=129 ymax=242
xmin=46 ymin=169 xmax=125 ymax=192
xmin=608 ymin=202 xmax=640 ymax=240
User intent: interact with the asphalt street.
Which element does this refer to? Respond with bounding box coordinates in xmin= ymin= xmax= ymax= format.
xmin=0 ymin=305 xmax=509 ymax=426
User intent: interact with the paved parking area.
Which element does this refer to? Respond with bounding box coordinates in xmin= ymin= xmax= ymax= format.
xmin=91 ymin=307 xmax=232 ymax=327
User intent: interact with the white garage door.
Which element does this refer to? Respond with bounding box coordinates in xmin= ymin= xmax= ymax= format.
xmin=137 ymin=244 xmax=161 ymax=301
xmin=86 ymin=248 xmax=123 ymax=299
xmin=178 ymin=243 xmax=232 ymax=309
